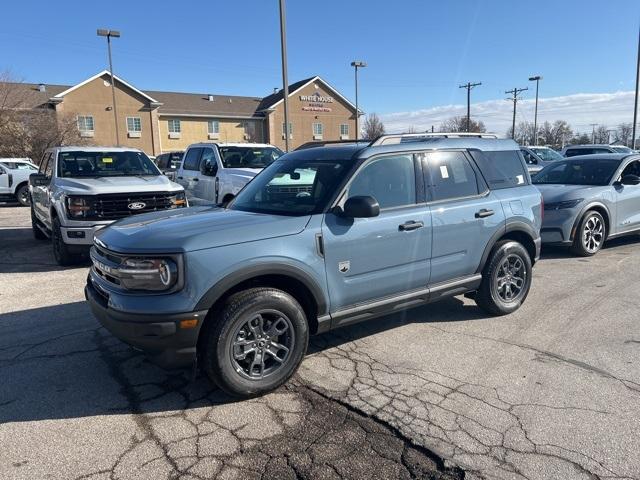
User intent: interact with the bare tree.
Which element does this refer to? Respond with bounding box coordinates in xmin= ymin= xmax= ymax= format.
xmin=538 ymin=120 xmax=573 ymax=149
xmin=570 ymin=133 xmax=591 ymax=145
xmin=614 ymin=123 xmax=633 ymax=146
xmin=0 ymin=71 xmax=83 ymax=161
xmin=362 ymin=113 xmax=385 ymax=140
xmin=439 ymin=116 xmax=486 ymax=133
xmin=506 ymin=121 xmax=535 ymax=145
xmin=593 ymin=125 xmax=610 ymax=144
xmin=405 ymin=125 xmax=417 ymax=134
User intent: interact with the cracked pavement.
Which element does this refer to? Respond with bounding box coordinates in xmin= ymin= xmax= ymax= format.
xmin=2 ymin=205 xmax=640 ymax=479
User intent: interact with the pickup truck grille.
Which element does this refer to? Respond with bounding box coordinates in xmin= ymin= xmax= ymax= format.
xmin=88 ymin=192 xmax=178 ymax=221
xmin=266 ymin=185 xmax=313 ymax=200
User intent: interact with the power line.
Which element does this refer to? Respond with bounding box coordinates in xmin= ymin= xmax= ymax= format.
xmin=458 ymin=82 xmax=481 ymax=132
xmin=505 ymin=87 xmax=528 ymax=139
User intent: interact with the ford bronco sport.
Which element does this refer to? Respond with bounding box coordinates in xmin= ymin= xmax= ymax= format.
xmin=85 ymin=134 xmax=542 ymax=397
xmin=30 ymin=146 xmax=186 ymax=266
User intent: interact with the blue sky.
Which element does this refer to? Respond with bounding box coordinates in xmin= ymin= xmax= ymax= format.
xmin=1 ymin=0 xmax=638 ymax=133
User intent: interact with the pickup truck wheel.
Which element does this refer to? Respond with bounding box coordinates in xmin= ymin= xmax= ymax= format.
xmin=30 ymin=206 xmax=47 ymax=240
xmin=475 ymin=240 xmax=532 ymax=316
xmin=16 ymin=184 xmax=30 ymax=206
xmin=201 ymin=287 xmax=308 ymax=397
xmin=52 ymin=217 xmax=79 ymax=266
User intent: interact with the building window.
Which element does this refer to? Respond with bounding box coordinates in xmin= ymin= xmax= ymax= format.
xmin=168 ymin=119 xmax=181 ymax=133
xmin=340 ymin=124 xmax=349 ymax=137
xmin=313 ymin=123 xmax=323 ymax=137
xmin=208 ymin=120 xmax=220 ymax=135
xmin=126 ymin=116 xmax=142 ymax=132
xmin=77 ymin=115 xmax=94 ymax=132
xmin=282 ymin=122 xmax=293 ymax=135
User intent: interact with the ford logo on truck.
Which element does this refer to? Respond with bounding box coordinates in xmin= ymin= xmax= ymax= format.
xmin=128 ymin=202 xmax=146 ymax=210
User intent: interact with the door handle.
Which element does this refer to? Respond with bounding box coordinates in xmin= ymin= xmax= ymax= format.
xmin=475 ymin=209 xmax=495 ymax=218
xmin=399 ymin=221 xmax=424 ymax=231
xmin=177 ymin=176 xmax=183 ymax=180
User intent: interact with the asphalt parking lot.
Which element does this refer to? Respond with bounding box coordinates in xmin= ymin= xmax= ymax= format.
xmin=1 ymin=205 xmax=639 ymax=480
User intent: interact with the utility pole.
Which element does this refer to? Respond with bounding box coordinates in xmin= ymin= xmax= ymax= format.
xmin=458 ymin=82 xmax=481 ymax=132
xmin=278 ymin=0 xmax=290 ymax=152
xmin=97 ymin=29 xmax=121 ymax=146
xmin=590 ymin=123 xmax=598 ymax=144
xmin=632 ymin=22 xmax=640 ymax=150
xmin=505 ymin=87 xmax=528 ymax=140
xmin=528 ymin=76 xmax=542 ymax=145
xmin=351 ymin=61 xmax=367 ymax=140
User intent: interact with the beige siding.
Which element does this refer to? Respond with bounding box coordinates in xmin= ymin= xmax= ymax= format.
xmin=158 ymin=117 xmax=264 ymax=152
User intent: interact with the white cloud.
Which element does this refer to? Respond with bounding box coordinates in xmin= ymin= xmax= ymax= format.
xmin=379 ymin=91 xmax=638 ymax=135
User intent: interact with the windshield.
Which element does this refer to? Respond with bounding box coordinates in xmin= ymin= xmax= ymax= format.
xmin=58 ymin=151 xmax=160 ymax=178
xmin=219 ymin=146 xmax=283 ymax=169
xmin=0 ymin=161 xmax=37 ymax=170
xmin=530 ymin=147 xmax=563 ymax=162
xmin=230 ymin=156 xmax=352 ymax=216
xmin=533 ymin=158 xmax=621 ymax=186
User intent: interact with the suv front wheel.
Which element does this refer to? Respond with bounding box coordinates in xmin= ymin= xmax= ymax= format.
xmin=475 ymin=240 xmax=532 ymax=316
xmin=201 ymin=288 xmax=309 ymax=397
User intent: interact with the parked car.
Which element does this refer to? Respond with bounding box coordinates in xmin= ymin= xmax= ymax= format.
xmin=520 ymin=147 xmax=563 ymax=174
xmin=175 ymin=143 xmax=283 ymax=205
xmin=609 ymin=145 xmax=634 ymax=154
xmin=560 ymin=144 xmax=619 ymax=157
xmin=533 ymin=153 xmax=640 ymax=256
xmin=0 ymin=158 xmax=38 ymax=206
xmin=155 ymin=151 xmax=184 ymax=181
xmin=86 ymin=134 xmax=542 ymax=397
xmin=30 ymin=146 xmax=187 ymax=266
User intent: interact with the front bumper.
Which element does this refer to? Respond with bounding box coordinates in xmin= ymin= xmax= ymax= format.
xmin=85 ymin=278 xmax=208 ymax=368
xmin=61 ymin=224 xmax=109 ymax=245
xmin=540 ymin=208 xmax=577 ymax=245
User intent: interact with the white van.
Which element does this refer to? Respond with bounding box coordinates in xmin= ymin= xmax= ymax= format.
xmin=176 ymin=143 xmax=284 ymax=205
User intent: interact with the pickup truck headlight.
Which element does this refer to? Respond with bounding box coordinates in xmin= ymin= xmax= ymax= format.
xmin=66 ymin=196 xmax=92 ymax=218
xmin=544 ymin=198 xmax=584 ymax=210
xmin=118 ymin=257 xmax=180 ymax=291
xmin=170 ymin=191 xmax=188 ymax=208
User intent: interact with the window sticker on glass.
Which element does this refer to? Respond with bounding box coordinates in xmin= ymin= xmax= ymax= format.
xmin=516 ymin=174 xmax=524 ymax=184
xmin=102 ymin=157 xmax=113 ymax=164
xmin=440 ymin=165 xmax=449 ymax=179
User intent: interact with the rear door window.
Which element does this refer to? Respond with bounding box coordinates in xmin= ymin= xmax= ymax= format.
xmin=426 ymin=151 xmax=481 ymax=201
xmin=183 ymin=148 xmax=203 ymax=170
xmin=470 ymin=150 xmax=528 ymax=189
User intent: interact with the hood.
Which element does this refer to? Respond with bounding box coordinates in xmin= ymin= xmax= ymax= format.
xmin=224 ymin=167 xmax=261 ymax=181
xmin=56 ymin=175 xmax=182 ymax=195
xmin=535 ymin=184 xmax=608 ymax=203
xmin=95 ymin=207 xmax=310 ymax=253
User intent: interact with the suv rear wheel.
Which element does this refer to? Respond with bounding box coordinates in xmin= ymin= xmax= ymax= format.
xmin=570 ymin=211 xmax=605 ymax=256
xmin=201 ymin=287 xmax=309 ymax=397
xmin=475 ymin=240 xmax=532 ymax=316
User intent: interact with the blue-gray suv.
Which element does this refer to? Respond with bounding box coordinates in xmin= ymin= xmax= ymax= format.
xmin=85 ymin=134 xmax=542 ymax=397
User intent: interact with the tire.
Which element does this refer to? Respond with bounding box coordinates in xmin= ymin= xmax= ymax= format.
xmin=570 ymin=211 xmax=605 ymax=256
xmin=51 ymin=217 xmax=80 ymax=266
xmin=475 ymin=240 xmax=533 ymax=316
xmin=31 ymin=206 xmax=47 ymax=240
xmin=15 ymin=184 xmax=30 ymax=206
xmin=201 ymin=287 xmax=309 ymax=397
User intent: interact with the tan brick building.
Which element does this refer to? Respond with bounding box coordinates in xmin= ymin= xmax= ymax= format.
xmin=9 ymin=71 xmax=359 ymax=155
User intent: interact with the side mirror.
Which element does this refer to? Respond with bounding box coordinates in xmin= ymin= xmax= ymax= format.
xmin=29 ymin=173 xmax=49 ymax=186
xmin=202 ymin=161 xmax=218 ymax=177
xmin=621 ymin=174 xmax=640 ymax=186
xmin=342 ymin=196 xmax=380 ymax=218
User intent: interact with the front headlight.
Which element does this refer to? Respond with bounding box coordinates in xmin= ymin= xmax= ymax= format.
xmin=544 ymin=198 xmax=584 ymax=210
xmin=119 ymin=257 xmax=179 ymax=291
xmin=66 ymin=196 xmax=92 ymax=218
xmin=170 ymin=191 xmax=188 ymax=208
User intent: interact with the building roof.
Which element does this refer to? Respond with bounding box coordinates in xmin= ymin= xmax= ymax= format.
xmin=256 ymin=75 xmax=357 ymax=112
xmin=146 ymin=90 xmax=264 ymax=119
xmin=1 ymin=82 xmax=69 ymax=109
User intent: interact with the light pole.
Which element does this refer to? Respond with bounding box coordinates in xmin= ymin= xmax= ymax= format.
xmin=97 ymin=29 xmax=121 ymax=147
xmin=278 ymin=0 xmax=290 ymax=152
xmin=528 ymin=75 xmax=542 ymax=145
xmin=350 ymin=61 xmax=366 ymax=140
xmin=632 ymin=23 xmax=640 ymax=150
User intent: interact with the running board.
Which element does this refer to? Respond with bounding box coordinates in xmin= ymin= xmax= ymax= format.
xmin=36 ymin=222 xmax=51 ymax=238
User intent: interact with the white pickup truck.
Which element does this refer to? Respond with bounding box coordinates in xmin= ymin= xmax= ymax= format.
xmin=175 ymin=143 xmax=283 ymax=205
xmin=0 ymin=158 xmax=38 ymax=206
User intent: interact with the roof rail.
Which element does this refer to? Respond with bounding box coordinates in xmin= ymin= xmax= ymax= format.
xmin=370 ymin=132 xmax=499 ymax=146
xmin=294 ymin=139 xmax=370 ymax=151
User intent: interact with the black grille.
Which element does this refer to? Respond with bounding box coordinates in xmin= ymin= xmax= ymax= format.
xmin=88 ymin=192 xmax=177 ymax=220
xmin=266 ymin=184 xmax=313 ymax=201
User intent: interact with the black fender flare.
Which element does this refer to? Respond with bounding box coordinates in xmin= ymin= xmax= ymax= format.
xmin=569 ymin=201 xmax=612 ymax=241
xmin=476 ymin=221 xmax=538 ymax=273
xmin=194 ymin=263 xmax=329 ymax=316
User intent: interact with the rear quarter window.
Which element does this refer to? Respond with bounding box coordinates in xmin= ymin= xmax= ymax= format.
xmin=469 ymin=150 xmax=529 ymax=190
